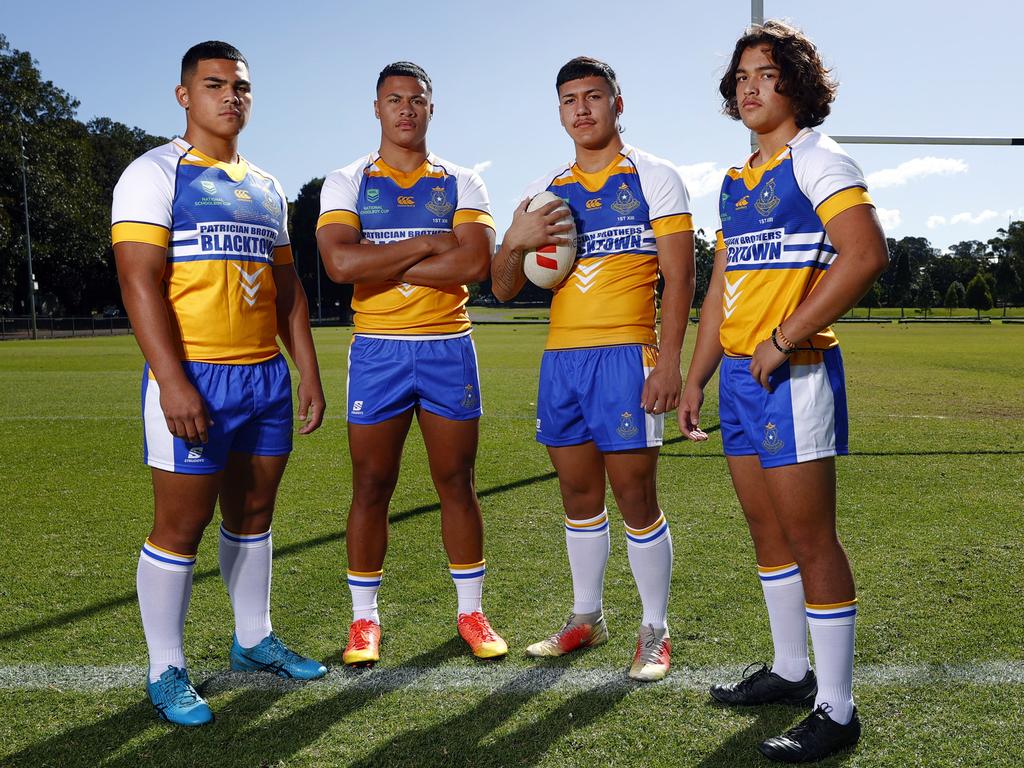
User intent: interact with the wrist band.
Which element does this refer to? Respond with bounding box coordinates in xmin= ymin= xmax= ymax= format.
xmin=771 ymin=327 xmax=795 ymax=355
xmin=776 ymin=325 xmax=797 ymax=350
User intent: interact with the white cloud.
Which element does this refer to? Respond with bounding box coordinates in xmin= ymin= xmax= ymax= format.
xmin=472 ymin=160 xmax=493 ymax=174
xmin=950 ymin=210 xmax=998 ymax=225
xmin=876 ymin=207 xmax=901 ymax=230
xmin=866 ymin=157 xmax=968 ymax=189
xmin=926 ymin=215 xmax=946 ymax=229
xmin=676 ymin=162 xmax=727 ymax=199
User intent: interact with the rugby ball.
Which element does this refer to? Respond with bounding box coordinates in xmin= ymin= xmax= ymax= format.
xmin=522 ymin=191 xmax=577 ymax=289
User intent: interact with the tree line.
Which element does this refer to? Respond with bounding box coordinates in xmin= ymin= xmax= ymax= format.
xmin=2 ymin=36 xmax=1021 ymax=319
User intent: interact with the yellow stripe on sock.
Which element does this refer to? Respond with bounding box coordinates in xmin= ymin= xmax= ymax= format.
xmin=625 ymin=513 xmax=666 ymax=536
xmin=806 ymin=598 xmax=858 ymax=610
xmin=449 ymin=560 xmax=486 ymax=570
xmin=758 ymin=561 xmax=798 ymax=573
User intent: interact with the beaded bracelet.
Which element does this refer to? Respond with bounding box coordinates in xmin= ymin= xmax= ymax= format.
xmin=771 ymin=327 xmax=795 ymax=355
xmin=776 ymin=325 xmax=797 ymax=351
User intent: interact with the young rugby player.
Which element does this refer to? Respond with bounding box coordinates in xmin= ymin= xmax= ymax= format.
xmin=317 ymin=62 xmax=507 ymax=665
xmin=491 ymin=57 xmax=695 ymax=681
xmin=679 ymin=21 xmax=888 ymax=762
xmin=112 ymin=41 xmax=327 ymax=726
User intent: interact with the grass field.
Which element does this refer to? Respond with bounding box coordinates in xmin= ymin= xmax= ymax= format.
xmin=1 ymin=324 xmax=1023 ymax=767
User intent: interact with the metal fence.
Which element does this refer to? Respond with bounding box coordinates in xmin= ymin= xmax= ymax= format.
xmin=0 ymin=316 xmax=133 ymax=340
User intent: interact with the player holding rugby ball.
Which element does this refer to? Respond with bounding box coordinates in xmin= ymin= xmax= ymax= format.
xmin=491 ymin=56 xmax=695 ymax=681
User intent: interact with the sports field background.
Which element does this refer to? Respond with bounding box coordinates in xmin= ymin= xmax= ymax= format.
xmin=1 ymin=324 xmax=1022 ymax=766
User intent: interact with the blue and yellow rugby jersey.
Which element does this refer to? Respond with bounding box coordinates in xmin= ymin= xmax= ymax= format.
xmin=715 ymin=128 xmax=874 ymax=358
xmin=317 ymin=153 xmax=495 ymax=335
xmin=520 ymin=145 xmax=693 ymax=350
xmin=111 ymin=138 xmax=292 ymax=364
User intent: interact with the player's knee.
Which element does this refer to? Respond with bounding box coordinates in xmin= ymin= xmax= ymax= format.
xmin=352 ymin=469 xmax=400 ymax=509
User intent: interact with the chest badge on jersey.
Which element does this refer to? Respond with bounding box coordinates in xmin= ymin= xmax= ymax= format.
xmin=426 ymin=186 xmax=453 ymax=216
xmin=762 ymin=422 xmax=784 ymax=454
xmin=755 ymin=178 xmax=781 ymax=216
xmin=616 ymin=411 xmax=640 ymax=439
xmin=366 ymin=188 xmax=381 ymax=204
xmin=611 ymin=183 xmax=639 ymax=215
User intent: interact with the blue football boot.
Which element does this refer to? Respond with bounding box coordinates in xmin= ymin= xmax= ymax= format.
xmin=229 ymin=632 xmax=327 ymax=680
xmin=146 ymin=666 xmax=214 ymax=726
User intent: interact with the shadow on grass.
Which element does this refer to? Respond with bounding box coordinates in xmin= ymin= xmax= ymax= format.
xmin=696 ymin=703 xmax=857 ymax=768
xmin=4 ymin=639 xmax=464 ymax=768
xmin=0 ymin=469 xmax=564 ymax=645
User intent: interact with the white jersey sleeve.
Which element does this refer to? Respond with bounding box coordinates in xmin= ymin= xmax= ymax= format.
xmin=452 ymin=166 xmax=495 ymax=229
xmin=317 ymin=156 xmax=366 ymax=231
xmin=629 ymin=148 xmax=693 ymax=237
xmin=790 ymin=131 xmax=873 ymax=225
xmin=111 ymin=147 xmax=176 ymax=247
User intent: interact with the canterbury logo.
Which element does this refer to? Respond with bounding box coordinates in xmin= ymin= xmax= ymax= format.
xmin=397 ymin=196 xmax=415 ymax=206
xmin=234 ymin=189 xmax=252 ymax=201
xmin=586 ymin=198 xmax=602 ymax=209
xmin=233 ymin=264 xmax=266 ymax=306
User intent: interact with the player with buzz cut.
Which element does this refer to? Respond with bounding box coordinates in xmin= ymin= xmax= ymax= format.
xmin=490 ymin=56 xmax=695 ymax=681
xmin=111 ymin=41 xmax=328 ymax=727
xmin=317 ymin=61 xmax=507 ymax=665
xmin=679 ymin=20 xmax=888 ymax=762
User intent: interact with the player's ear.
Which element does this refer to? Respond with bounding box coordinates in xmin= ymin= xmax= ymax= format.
xmin=175 ymin=84 xmax=189 ymax=110
xmin=614 ymin=94 xmax=624 ymax=116
xmin=373 ymin=99 xmax=380 ymax=120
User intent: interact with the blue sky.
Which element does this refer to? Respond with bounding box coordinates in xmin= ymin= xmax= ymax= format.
xmin=5 ymin=0 xmax=1021 ymax=250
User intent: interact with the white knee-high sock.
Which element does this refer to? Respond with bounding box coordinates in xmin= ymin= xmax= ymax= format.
xmin=219 ymin=525 xmax=273 ymax=648
xmin=807 ymin=599 xmax=857 ymax=725
xmin=624 ymin=511 xmax=672 ymax=630
xmin=137 ymin=539 xmax=195 ymax=683
xmin=758 ymin=562 xmax=811 ymax=682
xmin=449 ymin=560 xmax=486 ymax=615
xmin=348 ymin=569 xmax=382 ymax=624
xmin=564 ymin=509 xmax=610 ymax=615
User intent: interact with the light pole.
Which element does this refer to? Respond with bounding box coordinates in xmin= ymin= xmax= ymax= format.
xmin=16 ymin=113 xmax=38 ymax=340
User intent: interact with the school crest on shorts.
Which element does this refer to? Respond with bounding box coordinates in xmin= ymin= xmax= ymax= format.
xmin=754 ymin=178 xmax=781 ymax=216
xmin=761 ymin=422 xmax=784 ymax=454
xmin=426 ymin=186 xmax=453 ymax=216
xmin=616 ymin=411 xmax=639 ymax=439
xmin=611 ymin=182 xmax=640 ymax=215
xmin=460 ymin=384 xmax=477 ymax=409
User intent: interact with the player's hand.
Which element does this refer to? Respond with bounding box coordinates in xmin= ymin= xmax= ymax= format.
xmin=641 ymin=362 xmax=681 ymax=415
xmin=505 ymin=198 xmax=573 ymax=253
xmin=749 ymin=338 xmax=788 ymax=391
xmin=296 ymin=378 xmax=326 ymax=435
xmin=678 ymin=384 xmax=708 ymax=441
xmin=159 ymin=376 xmax=212 ymax=443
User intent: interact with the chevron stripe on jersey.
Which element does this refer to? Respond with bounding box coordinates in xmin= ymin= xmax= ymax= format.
xmin=318 ymin=154 xmax=494 ymax=336
xmin=520 ymin=145 xmax=692 ymax=350
xmin=111 ymin=139 xmax=292 ymax=364
xmin=715 ymin=128 xmax=873 ymax=357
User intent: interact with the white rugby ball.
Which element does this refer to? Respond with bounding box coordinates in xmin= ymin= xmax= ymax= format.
xmin=522 ymin=191 xmax=577 ymax=289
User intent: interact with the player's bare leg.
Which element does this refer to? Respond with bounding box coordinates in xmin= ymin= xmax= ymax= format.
xmin=347 ymin=411 xmax=415 ymax=571
xmin=606 ymin=447 xmax=672 ymax=680
xmin=710 ymin=455 xmax=816 ymax=705
xmin=217 ymin=452 xmax=326 ymax=679
xmin=418 ymin=409 xmax=483 ymax=564
xmin=342 ymin=411 xmax=414 ymax=665
xmin=418 ymin=409 xmax=505 ymax=658
xmin=150 ymin=469 xmax=222 ymax=554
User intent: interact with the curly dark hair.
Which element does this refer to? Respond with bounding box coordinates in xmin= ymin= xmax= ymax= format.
xmin=719 ymin=20 xmax=837 ymax=128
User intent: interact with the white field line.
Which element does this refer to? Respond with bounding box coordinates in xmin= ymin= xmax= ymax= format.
xmin=1 ymin=661 xmax=1022 ymax=694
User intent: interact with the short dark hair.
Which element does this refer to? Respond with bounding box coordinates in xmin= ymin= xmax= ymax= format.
xmin=376 ymin=61 xmax=432 ymax=93
xmin=556 ymin=56 xmax=620 ymax=97
xmin=719 ymin=20 xmax=837 ymax=128
xmin=181 ymin=41 xmax=248 ymax=84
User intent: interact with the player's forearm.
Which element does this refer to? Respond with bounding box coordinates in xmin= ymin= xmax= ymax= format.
xmin=319 ymin=235 xmax=433 ymax=284
xmin=490 ymin=241 xmax=527 ymax=301
xmin=656 ymin=281 xmax=692 ymax=367
xmin=119 ymin=278 xmax=188 ymax=386
xmin=400 ymin=243 xmax=490 ymax=287
xmin=780 ymin=246 xmax=889 ymax=346
xmin=685 ymin=289 xmax=726 ymax=390
xmin=275 ymin=272 xmax=322 ymax=383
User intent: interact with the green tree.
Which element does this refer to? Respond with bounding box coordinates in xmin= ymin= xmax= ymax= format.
xmin=993 ymin=257 xmax=1021 ymax=316
xmin=859 ymin=281 xmax=881 ymax=319
xmin=915 ymin=272 xmax=938 ymax=317
xmin=289 ymin=176 xmax=353 ymax=321
xmin=943 ymin=281 xmax=962 ymax=316
xmin=964 ymin=274 xmax=993 ymax=319
xmin=889 ymin=241 xmax=914 ymax=317
xmin=692 ymin=229 xmax=715 ymax=317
